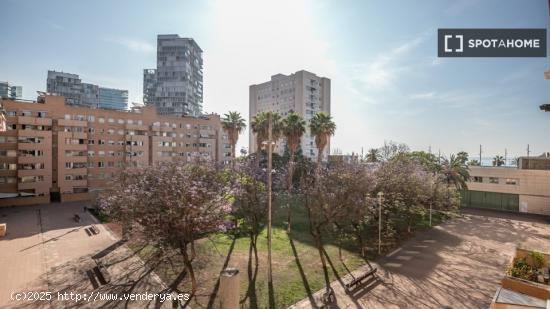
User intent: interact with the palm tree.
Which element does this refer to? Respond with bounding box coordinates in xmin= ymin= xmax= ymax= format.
xmin=309 ymin=112 xmax=336 ymax=174
xmin=468 ymin=159 xmax=481 ymax=166
xmin=250 ymin=111 xmax=282 ymax=168
xmin=366 ymin=148 xmax=381 ymax=163
xmin=282 ymin=112 xmax=306 ymax=232
xmin=492 ymin=155 xmax=505 ymax=167
xmin=441 ymin=154 xmax=470 ymax=190
xmin=221 ymin=111 xmax=246 ymax=168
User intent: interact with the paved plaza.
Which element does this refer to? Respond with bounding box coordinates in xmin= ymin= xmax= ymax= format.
xmin=290 ymin=210 xmax=550 ymax=309
xmin=0 ymin=202 xmax=168 ymax=308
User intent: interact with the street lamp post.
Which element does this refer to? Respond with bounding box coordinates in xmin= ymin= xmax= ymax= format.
xmin=377 ymin=191 xmax=384 ymax=255
xmin=263 ymin=114 xmax=275 ymax=290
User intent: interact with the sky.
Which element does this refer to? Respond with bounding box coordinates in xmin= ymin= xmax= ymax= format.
xmin=1 ymin=0 xmax=550 ymax=160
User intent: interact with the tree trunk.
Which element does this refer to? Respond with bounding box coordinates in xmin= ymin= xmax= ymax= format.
xmin=232 ymin=141 xmax=236 ymax=169
xmin=255 ymin=143 xmax=262 ymax=169
xmin=181 ymin=243 xmax=197 ymax=298
xmin=286 ymin=148 xmax=295 ymax=233
xmin=314 ymin=227 xmax=330 ymax=293
xmin=316 ymin=144 xmax=325 ymax=178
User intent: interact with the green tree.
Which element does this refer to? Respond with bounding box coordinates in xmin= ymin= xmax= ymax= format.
xmin=309 ymin=112 xmax=336 ymax=174
xmin=282 ymin=112 xmax=306 ymax=232
xmin=492 ymin=155 xmax=505 ymax=167
xmin=250 ymin=111 xmax=282 ymax=168
xmin=366 ymin=148 xmax=381 ymax=163
xmin=408 ymin=151 xmax=441 ymax=173
xmin=468 ymin=160 xmax=481 ymax=166
xmin=222 ymin=111 xmax=246 ymax=168
xmin=441 ymin=154 xmax=470 ymax=190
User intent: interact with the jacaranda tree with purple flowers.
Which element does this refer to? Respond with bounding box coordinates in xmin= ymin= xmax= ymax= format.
xmin=98 ymin=161 xmax=234 ymax=301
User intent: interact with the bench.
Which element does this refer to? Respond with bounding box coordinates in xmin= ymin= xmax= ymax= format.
xmin=344 ymin=268 xmax=377 ymax=292
xmin=73 ymin=214 xmax=81 ymax=222
xmin=90 ymin=225 xmax=100 ymax=235
xmin=93 ymin=262 xmax=111 ymax=285
xmin=544 ymin=268 xmax=549 ymax=283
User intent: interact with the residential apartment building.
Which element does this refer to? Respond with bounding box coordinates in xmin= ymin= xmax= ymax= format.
xmin=46 ymin=70 xmax=129 ymax=110
xmin=0 ymin=81 xmax=22 ymax=99
xmin=249 ymin=70 xmax=331 ymax=160
xmin=0 ymin=95 xmax=232 ymax=207
xmin=462 ymin=155 xmax=550 ymax=215
xmin=143 ymin=34 xmax=204 ymax=117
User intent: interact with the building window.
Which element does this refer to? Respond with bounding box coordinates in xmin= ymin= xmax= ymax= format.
xmin=489 ymin=177 xmax=499 ymax=184
xmin=505 ymin=178 xmax=519 ymax=185
xmin=472 ymin=176 xmax=483 ymax=183
xmin=99 ymin=117 xmax=105 ymax=123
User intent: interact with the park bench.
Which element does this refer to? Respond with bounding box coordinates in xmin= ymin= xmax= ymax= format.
xmin=544 ymin=268 xmax=549 ymax=284
xmin=93 ymin=261 xmax=111 ymax=285
xmin=344 ymin=267 xmax=377 ymax=293
xmin=73 ymin=214 xmax=81 ymax=222
xmin=90 ymin=225 xmax=100 ymax=235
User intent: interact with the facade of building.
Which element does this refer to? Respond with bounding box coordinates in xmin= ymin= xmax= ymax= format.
xmin=0 ymin=82 xmax=22 ymax=99
xmin=46 ymin=71 xmax=128 ymax=110
xmin=249 ymin=70 xmax=331 ymax=160
xmin=462 ymin=156 xmax=550 ymax=215
xmin=143 ymin=34 xmax=204 ymax=117
xmin=0 ymin=95 xmax=232 ymax=207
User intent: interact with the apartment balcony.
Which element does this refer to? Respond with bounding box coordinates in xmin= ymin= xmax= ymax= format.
xmin=0 ymin=183 xmax=18 ymax=193
xmin=18 ymin=181 xmax=45 ymax=190
xmin=18 ymin=156 xmax=47 ymax=164
xmin=17 ymin=130 xmax=52 ymax=139
xmin=0 ymin=170 xmax=17 ymax=177
xmin=0 ymin=143 xmax=17 ymax=150
xmin=0 ymin=156 xmax=17 ymax=164
xmin=61 ymin=179 xmax=88 ymax=188
xmin=18 ymin=168 xmax=48 ymax=177
xmin=61 ymin=156 xmax=88 ymax=164
xmin=60 ymin=144 xmax=88 ymax=151
xmin=18 ymin=142 xmax=50 ymax=151
xmin=57 ymin=119 xmax=88 ymax=127
xmin=125 ymin=124 xmax=148 ymax=131
xmin=17 ymin=116 xmax=52 ymax=126
xmin=58 ymin=131 xmax=87 ymax=139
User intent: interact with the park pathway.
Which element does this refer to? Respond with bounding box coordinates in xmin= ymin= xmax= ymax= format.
xmin=289 ymin=210 xmax=550 ymax=309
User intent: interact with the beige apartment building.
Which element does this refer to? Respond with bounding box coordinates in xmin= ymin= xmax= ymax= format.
xmin=462 ymin=156 xmax=550 ymax=215
xmin=0 ymin=95 xmax=232 ymax=207
xmin=249 ymin=70 xmax=331 ymax=159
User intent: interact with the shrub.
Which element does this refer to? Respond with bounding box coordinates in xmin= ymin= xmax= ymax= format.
xmin=529 ymin=251 xmax=545 ymax=270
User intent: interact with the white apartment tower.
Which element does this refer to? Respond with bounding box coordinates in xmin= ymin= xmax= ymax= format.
xmin=249 ymin=70 xmax=331 ymax=160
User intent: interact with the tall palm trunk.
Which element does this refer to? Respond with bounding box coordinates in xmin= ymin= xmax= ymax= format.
xmin=316 ymin=144 xmax=325 ymax=177
xmin=286 ymin=148 xmax=295 ymax=233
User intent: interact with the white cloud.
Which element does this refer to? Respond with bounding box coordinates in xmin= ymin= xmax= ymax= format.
xmin=353 ymin=36 xmax=426 ymax=90
xmin=409 ymin=92 xmax=436 ymax=100
xmin=103 ymin=37 xmax=155 ymax=54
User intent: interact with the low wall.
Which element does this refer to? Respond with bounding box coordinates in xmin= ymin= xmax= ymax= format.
xmin=0 ymin=195 xmax=50 ymax=207
xmin=501 ymin=276 xmax=550 ymax=300
xmin=60 ymin=192 xmax=90 ymax=203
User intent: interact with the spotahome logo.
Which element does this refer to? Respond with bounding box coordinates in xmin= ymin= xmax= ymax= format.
xmin=438 ymin=29 xmax=546 ymax=57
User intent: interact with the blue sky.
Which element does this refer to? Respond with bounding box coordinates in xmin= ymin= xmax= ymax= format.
xmin=1 ymin=0 xmax=550 ymax=159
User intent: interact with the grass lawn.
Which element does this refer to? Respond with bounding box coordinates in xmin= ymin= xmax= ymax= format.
xmin=130 ymin=197 xmax=453 ymax=309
